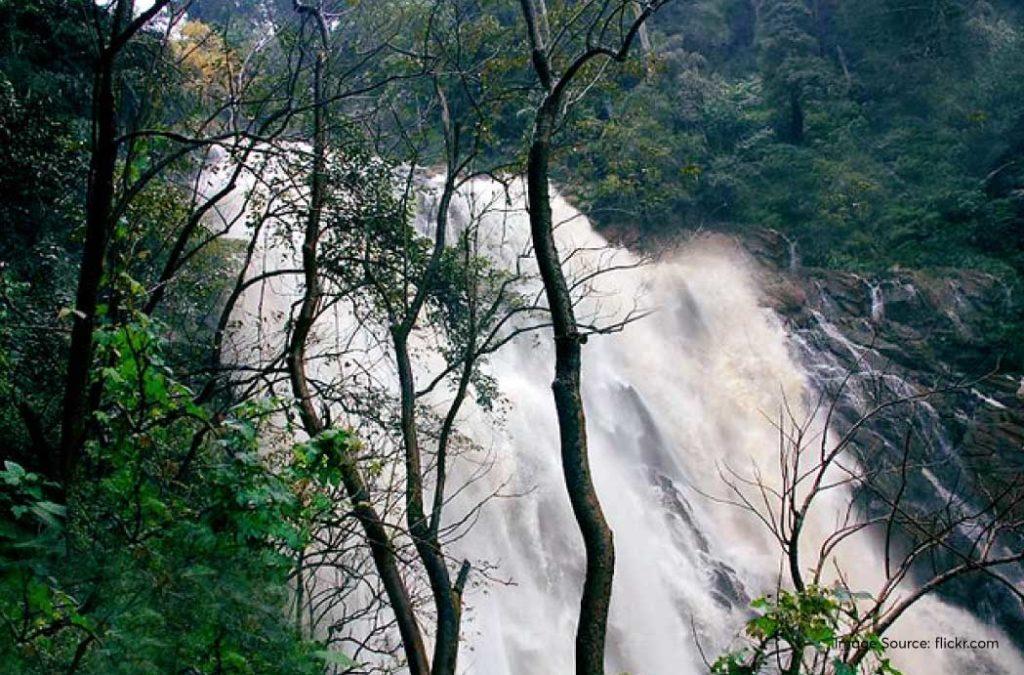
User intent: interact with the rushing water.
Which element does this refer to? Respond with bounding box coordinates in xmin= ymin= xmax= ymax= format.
xmin=216 ymin=161 xmax=1022 ymax=674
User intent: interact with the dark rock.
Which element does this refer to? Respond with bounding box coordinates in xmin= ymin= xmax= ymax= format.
xmin=741 ymin=227 xmax=1024 ymax=650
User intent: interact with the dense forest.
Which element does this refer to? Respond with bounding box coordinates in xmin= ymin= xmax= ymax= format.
xmin=1 ymin=1 xmax=1022 ymax=674
xmin=569 ymin=0 xmax=1024 ymax=362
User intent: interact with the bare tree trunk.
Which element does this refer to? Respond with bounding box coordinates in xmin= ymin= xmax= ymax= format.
xmin=633 ymin=2 xmax=653 ymax=59
xmin=836 ymin=44 xmax=852 ymax=90
xmin=393 ymin=326 xmax=467 ymax=675
xmin=60 ymin=0 xmax=134 ymax=479
xmin=536 ymin=0 xmax=552 ymax=44
xmin=515 ymin=2 xmax=668 ymax=671
xmin=526 ymin=99 xmax=615 ymax=675
xmin=60 ymin=48 xmax=117 ymax=479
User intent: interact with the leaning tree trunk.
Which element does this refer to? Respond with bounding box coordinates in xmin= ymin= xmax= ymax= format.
xmin=284 ymin=41 xmax=430 ymax=674
xmin=393 ymin=326 xmax=466 ymax=675
xmin=526 ymin=100 xmax=616 ymax=675
xmin=389 ymin=136 xmax=471 ymax=674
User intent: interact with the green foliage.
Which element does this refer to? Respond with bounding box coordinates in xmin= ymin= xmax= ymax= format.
xmin=713 ymin=586 xmax=902 ymax=675
xmin=564 ymin=0 xmax=1024 ymax=364
xmin=0 ymin=313 xmax=322 ymax=673
xmin=4 ymin=1 xmax=1024 ymax=670
xmin=294 ymin=428 xmax=361 ymax=490
xmin=757 ymin=0 xmax=829 ymax=143
xmin=0 ymin=461 xmax=87 ymax=673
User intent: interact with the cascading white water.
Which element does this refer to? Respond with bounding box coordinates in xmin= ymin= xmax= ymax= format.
xmin=214 ymin=158 xmax=1023 ymax=674
xmin=437 ymin=180 xmax=1023 ymax=675
xmin=869 ymin=283 xmax=885 ymax=323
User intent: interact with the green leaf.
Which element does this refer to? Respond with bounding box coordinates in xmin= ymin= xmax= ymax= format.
xmin=832 ymin=658 xmax=856 ymax=675
xmin=2 ymin=460 xmax=27 ymax=486
xmin=804 ymin=624 xmax=835 ymax=645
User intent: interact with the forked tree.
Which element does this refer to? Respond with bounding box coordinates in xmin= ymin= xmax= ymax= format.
xmin=514 ymin=1 xmax=672 ymax=672
xmin=282 ymin=2 xmax=554 ymax=672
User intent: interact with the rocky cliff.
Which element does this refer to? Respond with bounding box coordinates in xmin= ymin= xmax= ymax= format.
xmin=746 ymin=228 xmax=1024 ymax=650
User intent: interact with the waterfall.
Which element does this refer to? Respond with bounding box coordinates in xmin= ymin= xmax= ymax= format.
xmin=213 ymin=161 xmax=1023 ymax=674
xmin=437 ymin=181 xmax=1022 ymax=675
xmin=869 ymin=283 xmax=885 ymax=323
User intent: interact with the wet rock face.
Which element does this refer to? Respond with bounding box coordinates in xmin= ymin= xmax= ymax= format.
xmin=752 ymin=228 xmax=1024 ymax=464
xmin=745 ymin=228 xmax=1024 ymax=648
